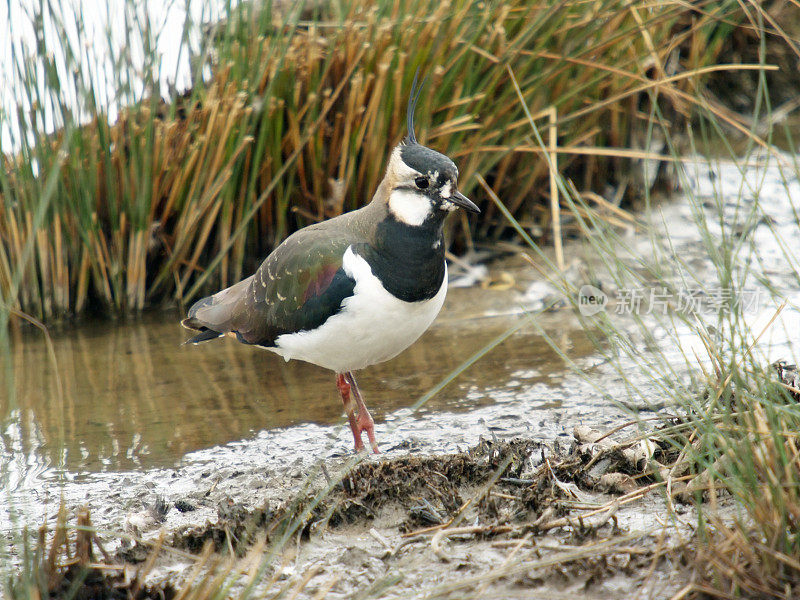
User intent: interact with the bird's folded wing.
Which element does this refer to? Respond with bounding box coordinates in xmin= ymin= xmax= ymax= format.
xmin=224 ymin=229 xmax=357 ymax=346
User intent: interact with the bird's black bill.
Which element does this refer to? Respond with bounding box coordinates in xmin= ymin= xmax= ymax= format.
xmin=452 ymin=190 xmax=480 ymax=213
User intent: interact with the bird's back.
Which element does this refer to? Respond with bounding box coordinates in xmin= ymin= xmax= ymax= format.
xmin=182 ymin=205 xmax=376 ymax=346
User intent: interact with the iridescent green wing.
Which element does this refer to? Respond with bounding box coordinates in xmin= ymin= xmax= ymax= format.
xmin=231 ymin=227 xmax=357 ymax=346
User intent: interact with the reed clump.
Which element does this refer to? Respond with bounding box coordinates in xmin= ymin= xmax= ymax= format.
xmin=1 ymin=0 xmax=752 ymax=321
xmin=671 ymin=361 xmax=800 ymax=599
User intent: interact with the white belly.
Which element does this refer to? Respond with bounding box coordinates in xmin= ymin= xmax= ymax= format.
xmin=271 ymin=246 xmax=447 ymax=373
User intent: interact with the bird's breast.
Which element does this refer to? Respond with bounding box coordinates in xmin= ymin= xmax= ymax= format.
xmin=365 ymin=218 xmax=447 ymax=302
xmin=270 ymin=246 xmax=447 ymax=372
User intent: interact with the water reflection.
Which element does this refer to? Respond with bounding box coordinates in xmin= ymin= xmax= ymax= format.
xmin=2 ymin=287 xmax=594 ymax=472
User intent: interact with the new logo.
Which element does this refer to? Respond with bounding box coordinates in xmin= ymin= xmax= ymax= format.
xmin=578 ymin=285 xmax=607 ymax=316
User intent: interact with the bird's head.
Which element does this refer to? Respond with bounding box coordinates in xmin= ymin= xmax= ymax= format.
xmin=382 ymin=72 xmax=480 ymax=227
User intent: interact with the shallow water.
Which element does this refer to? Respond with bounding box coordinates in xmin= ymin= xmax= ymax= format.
xmin=2 ymin=279 xmax=595 ymax=473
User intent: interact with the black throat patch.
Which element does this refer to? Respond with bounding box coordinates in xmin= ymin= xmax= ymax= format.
xmin=355 ymin=216 xmax=446 ymax=303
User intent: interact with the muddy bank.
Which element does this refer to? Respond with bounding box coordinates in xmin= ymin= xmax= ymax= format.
xmin=32 ymin=429 xmax=712 ymax=599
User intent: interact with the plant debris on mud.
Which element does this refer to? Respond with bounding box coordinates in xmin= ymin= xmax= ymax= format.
xmin=9 ymin=507 xmax=176 ymax=600
xmin=109 ymin=430 xmax=695 ymax=595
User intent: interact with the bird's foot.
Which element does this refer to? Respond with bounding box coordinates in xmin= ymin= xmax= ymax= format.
xmin=352 ymin=436 xmax=366 ymax=453
xmin=338 ymin=373 xmax=369 ymax=453
xmin=356 ymin=406 xmax=380 ymax=454
xmin=347 ymin=414 xmax=379 ymax=454
xmin=337 ymin=372 xmax=380 ymax=454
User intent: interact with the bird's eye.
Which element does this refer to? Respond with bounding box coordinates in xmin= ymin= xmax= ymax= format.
xmin=415 ymin=176 xmax=429 ymax=190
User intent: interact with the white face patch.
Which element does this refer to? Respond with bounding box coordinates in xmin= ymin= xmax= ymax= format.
xmin=439 ymin=199 xmax=457 ymax=212
xmin=388 ymin=189 xmax=433 ymax=226
xmin=440 ymin=181 xmax=452 ymax=198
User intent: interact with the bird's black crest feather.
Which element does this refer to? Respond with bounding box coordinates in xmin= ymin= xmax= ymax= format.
xmin=405 ymin=68 xmax=427 ymax=145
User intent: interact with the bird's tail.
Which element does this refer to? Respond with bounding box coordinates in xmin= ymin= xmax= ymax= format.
xmin=180 ymin=275 xmax=254 ymax=345
xmin=181 ymin=317 xmax=223 ymax=344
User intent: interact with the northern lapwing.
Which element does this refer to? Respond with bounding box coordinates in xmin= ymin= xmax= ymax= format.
xmin=182 ymin=73 xmax=480 ymax=453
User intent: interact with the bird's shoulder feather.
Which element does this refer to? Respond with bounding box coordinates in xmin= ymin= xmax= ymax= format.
xmin=230 ymin=219 xmax=362 ymax=346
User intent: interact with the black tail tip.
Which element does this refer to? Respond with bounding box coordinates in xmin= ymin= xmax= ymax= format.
xmin=182 ymin=323 xmax=223 ymax=345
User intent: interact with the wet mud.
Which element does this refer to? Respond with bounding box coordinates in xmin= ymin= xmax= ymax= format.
xmin=37 ymin=431 xmax=704 ymax=599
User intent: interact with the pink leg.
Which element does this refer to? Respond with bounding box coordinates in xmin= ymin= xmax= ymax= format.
xmin=337 ymin=373 xmax=364 ymax=452
xmin=345 ymin=372 xmax=380 ymax=454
